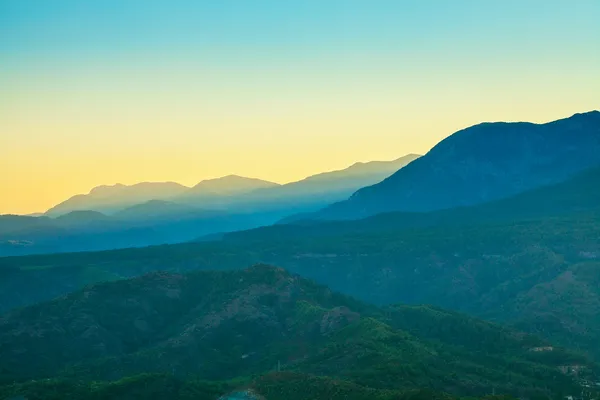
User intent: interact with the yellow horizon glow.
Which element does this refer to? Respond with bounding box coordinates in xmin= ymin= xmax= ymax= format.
xmin=2 ymin=57 xmax=600 ymax=215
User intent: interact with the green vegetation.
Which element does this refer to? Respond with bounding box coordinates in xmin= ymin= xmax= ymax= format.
xmin=0 ymin=266 xmax=593 ymax=400
xmin=0 ymin=372 xmax=526 ymax=400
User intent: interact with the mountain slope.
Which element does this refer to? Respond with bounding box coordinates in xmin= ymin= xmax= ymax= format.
xmin=254 ymin=154 xmax=421 ymax=199
xmin=0 ymin=265 xmax=588 ymax=399
xmin=227 ymin=164 xmax=600 ymax=241
xmin=307 ymin=111 xmax=600 ymax=221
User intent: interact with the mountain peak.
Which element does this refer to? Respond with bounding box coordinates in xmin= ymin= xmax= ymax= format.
xmin=186 ymin=175 xmax=279 ymax=197
xmin=571 ymin=109 xmax=599 ymax=117
xmin=89 ymin=183 xmax=126 ymax=195
xmin=192 ymin=174 xmax=277 ymax=186
xmin=568 ymin=110 xmax=600 ymax=121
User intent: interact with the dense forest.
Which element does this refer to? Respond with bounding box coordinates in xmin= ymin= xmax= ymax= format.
xmin=0 ymin=266 xmax=596 ymax=400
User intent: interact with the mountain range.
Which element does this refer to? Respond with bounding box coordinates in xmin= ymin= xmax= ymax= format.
xmin=45 ymin=181 xmax=191 ymax=216
xmin=0 ymin=155 xmax=420 ymax=256
xmin=209 ymin=154 xmax=423 ymax=213
xmin=43 ymin=155 xmax=421 ymax=217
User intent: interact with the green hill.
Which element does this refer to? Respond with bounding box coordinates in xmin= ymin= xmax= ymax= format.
xmin=0 ymin=265 xmax=591 ymax=400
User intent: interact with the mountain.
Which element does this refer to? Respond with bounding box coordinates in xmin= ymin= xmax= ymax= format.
xmin=301 ymin=111 xmax=600 ymax=221
xmin=54 ymin=210 xmax=111 ymax=226
xmin=0 ymin=265 xmax=590 ymax=399
xmin=46 ymin=182 xmax=190 ymax=216
xmin=183 ymin=175 xmax=280 ymax=199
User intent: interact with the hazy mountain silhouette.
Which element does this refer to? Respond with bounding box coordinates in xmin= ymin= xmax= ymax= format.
xmin=46 ymin=182 xmax=189 ymax=216
xmin=178 ymin=154 xmax=421 ymax=214
xmin=45 ymin=176 xmax=280 ymax=217
xmin=43 ymin=156 xmax=420 ymax=219
xmin=14 ymin=156 xmax=419 ymax=253
xmin=0 ymin=208 xmax=296 ymax=257
xmin=54 ymin=210 xmax=111 ymax=225
xmin=238 ymin=154 xmax=421 ymax=204
xmin=300 ymin=111 xmax=600 ymax=221
xmin=113 ymin=200 xmax=219 ymax=221
xmin=182 ymin=175 xmax=280 ymax=199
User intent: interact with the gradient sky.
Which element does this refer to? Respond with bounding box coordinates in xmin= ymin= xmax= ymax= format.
xmin=1 ymin=0 xmax=599 ymax=214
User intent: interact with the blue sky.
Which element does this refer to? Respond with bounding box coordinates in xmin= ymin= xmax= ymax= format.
xmin=2 ymin=1 xmax=598 ymax=67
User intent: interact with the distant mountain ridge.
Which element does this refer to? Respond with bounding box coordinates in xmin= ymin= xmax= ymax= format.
xmin=0 ymin=156 xmax=419 ymax=256
xmin=303 ymin=111 xmax=600 ymax=221
xmin=44 ymin=177 xmax=272 ymax=216
xmin=209 ymin=154 xmax=422 ymax=212
xmin=184 ymin=175 xmax=280 ymax=198
xmin=42 ymin=156 xmax=420 ymax=217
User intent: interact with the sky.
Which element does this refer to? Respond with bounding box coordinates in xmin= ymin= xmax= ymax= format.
xmin=1 ymin=0 xmax=599 ymax=214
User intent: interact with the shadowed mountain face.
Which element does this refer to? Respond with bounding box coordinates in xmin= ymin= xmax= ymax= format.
xmin=0 ymin=265 xmax=587 ymax=399
xmin=302 ymin=111 xmax=600 ymax=221
xmin=236 ymin=165 xmax=600 ymax=240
